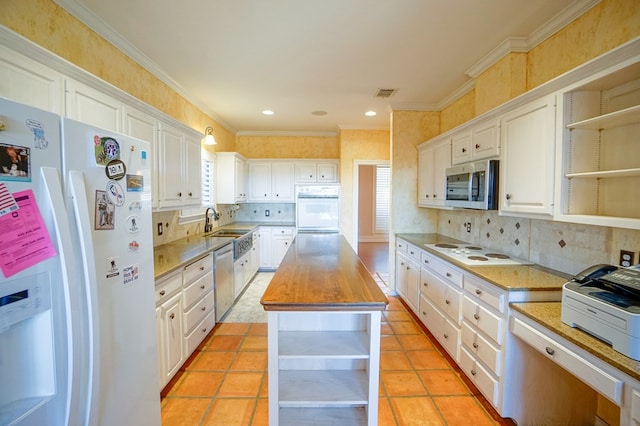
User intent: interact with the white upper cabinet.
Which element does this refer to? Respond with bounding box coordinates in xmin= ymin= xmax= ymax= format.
xmin=294 ymin=161 xmax=339 ymax=183
xmin=248 ymin=161 xmax=295 ymax=202
xmin=0 ymin=45 xmax=64 ymax=114
xmin=418 ymin=138 xmax=451 ymax=208
xmin=451 ymin=119 xmax=500 ymax=165
xmin=65 ymin=79 xmax=122 ymax=132
xmin=500 ymin=95 xmax=556 ymax=217
xmin=123 ymin=106 xmax=159 ymax=207
xmin=157 ymin=122 xmax=202 ymax=209
xmin=555 ymin=60 xmax=640 ymax=229
xmin=217 ymin=152 xmax=248 ymax=204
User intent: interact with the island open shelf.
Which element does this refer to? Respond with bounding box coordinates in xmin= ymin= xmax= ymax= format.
xmin=261 ymin=233 xmax=388 ymax=426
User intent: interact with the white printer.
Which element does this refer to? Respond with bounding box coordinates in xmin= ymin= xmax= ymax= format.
xmin=561 ymin=264 xmax=640 ymax=361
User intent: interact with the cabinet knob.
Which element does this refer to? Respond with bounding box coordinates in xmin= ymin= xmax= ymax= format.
xmin=433 ymin=194 xmax=437 ymax=198
xmin=462 ymin=147 xmax=466 ymax=153
xmin=475 ymin=144 xmax=480 ymax=149
xmin=201 ymin=306 xmax=206 ymax=311
xmin=410 ymin=250 xmax=414 ymax=255
xmin=169 ymin=313 xmax=175 ymax=320
xmin=471 ymin=369 xmax=477 ymax=376
xmin=423 ymin=282 xmax=428 ymax=287
xmin=475 ymin=289 xmax=482 ymax=295
xmin=505 ymin=193 xmax=512 ymax=200
xmin=422 ymin=311 xmax=427 ymax=316
xmin=189 ymin=192 xmax=193 ymax=197
xmin=424 ymin=259 xmax=430 ymax=264
xmin=446 ymin=272 xmax=452 ymax=278
xmin=406 ymin=266 xmax=410 ymax=270
xmin=545 ymin=347 xmax=555 ymax=356
xmin=425 ymin=194 xmax=430 ymax=198
xmin=200 ymin=284 xmax=205 ymax=289
xmin=202 ymin=327 xmax=208 ymax=333
xmin=178 ymin=192 xmax=182 ymax=197
xmin=159 ymin=290 xmax=166 ymax=296
xmin=473 ymin=313 xmax=480 ymax=320
xmin=445 ymin=299 xmax=450 ymax=305
xmin=264 ymin=193 xmax=267 ymax=197
xmin=200 ymin=266 xmax=205 ymax=271
xmin=443 ymin=333 xmax=449 ymax=339
xmin=473 ymin=342 xmax=479 ymax=349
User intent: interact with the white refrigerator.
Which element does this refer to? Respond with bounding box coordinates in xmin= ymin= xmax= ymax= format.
xmin=0 ymin=98 xmax=161 ymax=425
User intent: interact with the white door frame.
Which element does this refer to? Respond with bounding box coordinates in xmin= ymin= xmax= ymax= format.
xmin=352 ymin=159 xmax=390 ymax=250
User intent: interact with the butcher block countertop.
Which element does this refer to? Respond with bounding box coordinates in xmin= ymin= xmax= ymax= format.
xmin=260 ymin=233 xmax=389 ymax=311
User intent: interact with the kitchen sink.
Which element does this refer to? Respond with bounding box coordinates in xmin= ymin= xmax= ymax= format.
xmin=210 ymin=229 xmax=251 ymax=237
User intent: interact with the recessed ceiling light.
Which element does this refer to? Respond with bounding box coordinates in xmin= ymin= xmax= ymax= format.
xmin=262 ymin=110 xmax=274 ymax=115
xmin=365 ymin=111 xmax=377 ymax=117
xmin=311 ymin=110 xmax=328 ymax=116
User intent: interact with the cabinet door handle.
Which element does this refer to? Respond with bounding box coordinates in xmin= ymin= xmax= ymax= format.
xmin=178 ymin=192 xmax=182 ymax=197
xmin=202 ymin=327 xmax=208 ymax=333
xmin=462 ymin=147 xmax=466 ymax=153
xmin=443 ymin=333 xmax=449 ymax=339
xmin=169 ymin=313 xmax=175 ymax=320
xmin=446 ymin=272 xmax=452 ymax=278
xmin=506 ymin=193 xmax=512 ymax=200
xmin=471 ymin=369 xmax=477 ymax=376
xmin=200 ymin=284 xmax=205 ymax=289
xmin=475 ymin=144 xmax=480 ymax=149
xmin=473 ymin=342 xmax=479 ymax=349
xmin=473 ymin=313 xmax=480 ymax=320
xmin=475 ymin=289 xmax=482 ymax=295
xmin=424 ymin=259 xmax=430 ymax=264
xmin=445 ymin=299 xmax=450 ymax=305
xmin=545 ymin=347 xmax=555 ymax=356
xmin=201 ymin=306 xmax=206 ymax=311
xmin=159 ymin=290 xmax=166 ymax=296
xmin=422 ymin=311 xmax=427 ymax=316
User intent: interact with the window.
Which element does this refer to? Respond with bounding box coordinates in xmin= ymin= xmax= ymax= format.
xmin=180 ymin=152 xmax=215 ymax=220
xmin=374 ymin=165 xmax=390 ymax=233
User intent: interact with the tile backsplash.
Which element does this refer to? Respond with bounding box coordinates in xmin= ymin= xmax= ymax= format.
xmin=437 ymin=210 xmax=640 ymax=275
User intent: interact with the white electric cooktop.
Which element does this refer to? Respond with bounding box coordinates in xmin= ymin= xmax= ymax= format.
xmin=424 ymin=242 xmax=532 ymax=266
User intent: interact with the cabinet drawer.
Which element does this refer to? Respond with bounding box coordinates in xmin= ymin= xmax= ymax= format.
xmin=418 ymin=295 xmax=460 ymax=361
xmin=155 ymin=270 xmax=182 ymax=306
xmin=183 ymin=270 xmax=214 ymax=310
xmin=406 ymin=243 xmax=422 ymax=263
xmin=420 ymin=269 xmax=462 ymax=324
xmin=421 ymin=252 xmax=463 ymax=288
xmin=396 ymin=239 xmax=408 ymax=254
xmin=464 ymin=274 xmax=505 ymax=312
xmin=463 ymin=295 xmax=504 ymax=345
xmin=185 ymin=310 xmax=215 ymax=354
xmin=272 ymin=227 xmax=294 ymax=236
xmin=183 ymin=253 xmax=213 ymax=283
xmin=184 ymin=290 xmax=214 ymax=334
xmin=459 ymin=345 xmax=499 ymax=407
xmin=511 ymin=317 xmax=623 ymax=405
xmin=461 ymin=321 xmax=501 ymax=376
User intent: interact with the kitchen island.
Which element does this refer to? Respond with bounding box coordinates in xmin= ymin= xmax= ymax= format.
xmin=261 ymin=233 xmax=388 ymax=426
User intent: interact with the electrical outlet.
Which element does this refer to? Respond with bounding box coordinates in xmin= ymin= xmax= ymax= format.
xmin=157 ymin=222 xmax=163 ymax=236
xmin=465 ymin=222 xmax=471 ymax=233
xmin=619 ymin=250 xmax=634 ymax=267
xmin=265 ymin=210 xmax=270 ymax=217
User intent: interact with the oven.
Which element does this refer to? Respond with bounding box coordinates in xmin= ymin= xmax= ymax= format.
xmin=296 ymin=185 xmax=340 ymax=233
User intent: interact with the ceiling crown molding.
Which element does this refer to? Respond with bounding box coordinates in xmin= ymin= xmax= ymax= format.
xmin=465 ymin=0 xmax=601 ymax=79
xmin=236 ymin=130 xmax=338 ymax=137
xmin=52 ymin=0 xmax=236 ymax=134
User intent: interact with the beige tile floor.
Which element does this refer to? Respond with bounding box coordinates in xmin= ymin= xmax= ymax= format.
xmin=160 ymin=272 xmax=511 ymax=425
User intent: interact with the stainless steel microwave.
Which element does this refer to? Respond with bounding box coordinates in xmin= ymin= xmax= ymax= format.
xmin=445 ymin=159 xmax=499 ymax=210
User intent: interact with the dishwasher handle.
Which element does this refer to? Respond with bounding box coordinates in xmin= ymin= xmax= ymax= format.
xmin=215 ymin=242 xmax=233 ymax=256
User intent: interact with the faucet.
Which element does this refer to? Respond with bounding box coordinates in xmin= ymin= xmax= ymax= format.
xmin=204 ymin=207 xmax=220 ymax=233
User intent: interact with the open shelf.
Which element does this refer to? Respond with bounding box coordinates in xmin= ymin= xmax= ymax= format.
xmin=279 ymin=331 xmax=369 ymax=358
xmin=566 ymin=104 xmax=640 ymax=130
xmin=280 ymin=407 xmax=368 ymax=425
xmin=279 ymin=370 xmax=369 ymax=405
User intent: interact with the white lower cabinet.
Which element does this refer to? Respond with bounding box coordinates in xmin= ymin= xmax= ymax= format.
xmin=395 ymin=251 xmax=420 ymax=313
xmin=259 ymin=226 xmax=296 ymax=270
xmin=233 ymin=251 xmax=252 ymax=298
xmin=155 ymin=253 xmax=215 ymax=390
xmin=267 ymin=310 xmax=381 ymax=426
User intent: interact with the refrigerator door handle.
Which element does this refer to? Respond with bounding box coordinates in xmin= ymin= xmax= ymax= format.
xmin=68 ymin=169 xmax=101 ymax=425
xmin=40 ymin=167 xmax=76 ymax=425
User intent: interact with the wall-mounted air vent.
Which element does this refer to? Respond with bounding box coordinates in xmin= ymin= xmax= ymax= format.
xmin=375 ymin=88 xmax=397 ymax=98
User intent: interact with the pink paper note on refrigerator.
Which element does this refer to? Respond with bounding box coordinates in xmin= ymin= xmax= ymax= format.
xmin=0 ymin=189 xmax=57 ymax=278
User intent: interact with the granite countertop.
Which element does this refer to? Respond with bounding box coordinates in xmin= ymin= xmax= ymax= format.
xmin=153 ymin=222 xmax=297 ymax=279
xmin=511 ymin=302 xmax=640 ymax=382
xmin=396 ymin=233 xmax=570 ymax=292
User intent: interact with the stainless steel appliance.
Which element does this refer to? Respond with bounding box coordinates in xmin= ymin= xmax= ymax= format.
xmin=562 ymin=264 xmax=640 ymax=360
xmin=424 ymin=242 xmax=531 ymax=266
xmin=445 ymin=159 xmax=499 ymax=210
xmin=296 ymin=185 xmax=340 ymax=233
xmin=214 ymin=242 xmax=234 ymax=321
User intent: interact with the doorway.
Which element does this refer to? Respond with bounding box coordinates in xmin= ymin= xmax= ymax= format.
xmin=353 ymin=160 xmax=390 ymax=275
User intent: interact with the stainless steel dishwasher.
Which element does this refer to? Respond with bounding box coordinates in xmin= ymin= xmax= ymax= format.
xmin=214 ymin=242 xmax=234 ymax=321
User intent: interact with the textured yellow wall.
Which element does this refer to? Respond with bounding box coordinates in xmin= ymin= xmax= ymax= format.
xmin=234 ymin=135 xmax=339 ymax=159
xmin=440 ymin=89 xmax=475 ymax=133
xmin=0 ymin=0 xmax=233 ymax=146
xmin=475 ymin=52 xmax=527 ymax=115
xmin=339 ymin=129 xmax=391 ymax=247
